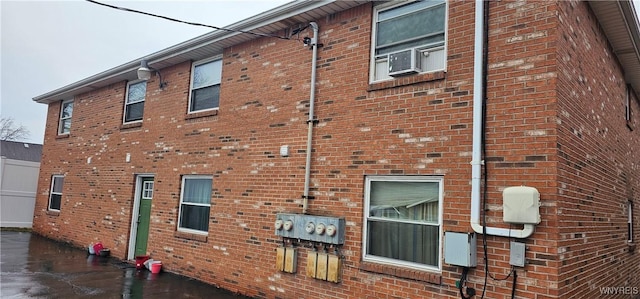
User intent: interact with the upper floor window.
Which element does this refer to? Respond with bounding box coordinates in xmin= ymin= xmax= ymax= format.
xmin=363 ymin=176 xmax=443 ymax=271
xmin=370 ymin=0 xmax=447 ymax=82
xmin=177 ymin=176 xmax=212 ymax=234
xmin=58 ymin=99 xmax=73 ymax=135
xmin=189 ymin=58 xmax=222 ymax=113
xmin=49 ymin=175 xmax=64 ymax=211
xmin=626 ymin=85 xmax=633 ymax=123
xmin=124 ymin=80 xmax=147 ymax=123
xmin=629 ymin=201 xmax=634 ymax=243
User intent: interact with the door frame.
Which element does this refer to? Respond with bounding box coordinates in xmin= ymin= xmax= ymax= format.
xmin=127 ymin=174 xmax=154 ymax=260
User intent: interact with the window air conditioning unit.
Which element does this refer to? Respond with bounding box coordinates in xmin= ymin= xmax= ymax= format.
xmin=388 ymin=48 xmax=421 ymax=77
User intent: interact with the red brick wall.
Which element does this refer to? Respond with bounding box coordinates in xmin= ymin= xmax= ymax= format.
xmin=472 ymin=1 xmax=561 ymax=298
xmin=556 ymin=1 xmax=640 ymax=298
xmin=32 ymin=1 xmax=639 ymax=298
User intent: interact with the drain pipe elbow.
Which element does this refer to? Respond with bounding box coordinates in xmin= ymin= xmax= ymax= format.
xmin=471 ymin=221 xmax=535 ymax=239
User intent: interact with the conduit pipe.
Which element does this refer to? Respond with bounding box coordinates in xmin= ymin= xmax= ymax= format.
xmin=302 ymin=22 xmax=319 ymax=214
xmin=470 ymin=0 xmax=534 ymax=238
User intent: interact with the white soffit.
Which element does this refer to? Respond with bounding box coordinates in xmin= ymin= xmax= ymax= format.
xmin=589 ymin=0 xmax=640 ymax=93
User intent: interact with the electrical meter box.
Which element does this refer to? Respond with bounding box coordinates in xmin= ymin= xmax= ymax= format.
xmin=275 ymin=213 xmax=345 ymax=245
xmin=444 ymin=232 xmax=477 ymax=267
xmin=503 ymin=186 xmax=541 ymax=224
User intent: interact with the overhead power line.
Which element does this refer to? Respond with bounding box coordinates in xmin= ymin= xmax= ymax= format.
xmin=85 ymin=0 xmax=290 ymax=40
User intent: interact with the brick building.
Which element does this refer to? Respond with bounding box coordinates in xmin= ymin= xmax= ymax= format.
xmin=32 ymin=1 xmax=640 ymax=298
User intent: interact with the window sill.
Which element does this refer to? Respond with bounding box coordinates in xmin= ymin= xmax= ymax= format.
xmin=120 ymin=122 xmax=143 ymax=130
xmin=55 ymin=134 xmax=70 ymax=140
xmin=359 ymin=261 xmax=441 ymax=285
xmin=46 ymin=210 xmax=60 ymax=216
xmin=185 ymin=110 xmax=218 ymax=121
xmin=174 ymin=231 xmax=208 ymax=242
xmin=367 ymin=71 xmax=446 ymax=92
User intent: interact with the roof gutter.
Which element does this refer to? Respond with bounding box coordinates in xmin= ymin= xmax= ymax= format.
xmin=588 ymin=0 xmax=640 ymax=93
xmin=618 ymin=0 xmax=640 ymax=92
xmin=619 ymin=1 xmax=640 ymax=61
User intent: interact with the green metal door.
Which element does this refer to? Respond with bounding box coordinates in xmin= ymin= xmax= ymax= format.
xmin=134 ymin=177 xmax=153 ymax=257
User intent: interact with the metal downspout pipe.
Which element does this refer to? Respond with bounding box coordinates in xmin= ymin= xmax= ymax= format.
xmin=470 ymin=0 xmax=534 ymax=238
xmin=302 ymin=22 xmax=319 ymax=214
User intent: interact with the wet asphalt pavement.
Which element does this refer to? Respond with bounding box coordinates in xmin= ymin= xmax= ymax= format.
xmin=0 ymin=231 xmax=251 ymax=299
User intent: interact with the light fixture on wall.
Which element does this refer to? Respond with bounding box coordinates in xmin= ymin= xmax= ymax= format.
xmin=137 ymin=60 xmax=167 ymax=89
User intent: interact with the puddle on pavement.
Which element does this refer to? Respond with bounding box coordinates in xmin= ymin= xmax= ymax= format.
xmin=1 ymin=231 xmax=251 ymax=299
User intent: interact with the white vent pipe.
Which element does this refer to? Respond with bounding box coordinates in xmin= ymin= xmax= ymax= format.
xmin=470 ymin=0 xmax=534 ymax=238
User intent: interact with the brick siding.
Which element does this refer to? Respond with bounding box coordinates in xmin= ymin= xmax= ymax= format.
xmin=32 ymin=1 xmax=640 ymax=298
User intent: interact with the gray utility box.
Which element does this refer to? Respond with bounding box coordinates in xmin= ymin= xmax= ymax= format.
xmin=275 ymin=213 xmax=345 ymax=245
xmin=509 ymin=241 xmax=526 ymax=267
xmin=444 ymin=232 xmax=477 ymax=267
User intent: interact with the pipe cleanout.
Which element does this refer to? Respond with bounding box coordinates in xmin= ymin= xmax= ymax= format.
xmin=470 ymin=0 xmax=534 ymax=238
xmin=302 ymin=22 xmax=319 ymax=214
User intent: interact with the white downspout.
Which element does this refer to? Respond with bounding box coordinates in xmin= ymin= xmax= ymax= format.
xmin=470 ymin=0 xmax=534 ymax=238
xmin=302 ymin=22 xmax=319 ymax=215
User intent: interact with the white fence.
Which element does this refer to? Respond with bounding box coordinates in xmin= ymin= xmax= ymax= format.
xmin=1 ymin=157 xmax=40 ymax=228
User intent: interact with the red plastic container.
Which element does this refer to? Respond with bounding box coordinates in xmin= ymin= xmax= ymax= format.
xmin=150 ymin=261 xmax=162 ymax=274
xmin=135 ymin=255 xmax=150 ymax=270
xmin=92 ymin=243 xmax=103 ymax=255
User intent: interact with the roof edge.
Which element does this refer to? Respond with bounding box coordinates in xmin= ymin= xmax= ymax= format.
xmin=620 ymin=1 xmax=640 ymax=64
xmin=589 ymin=0 xmax=640 ymax=93
xmin=33 ymin=0 xmax=336 ymax=104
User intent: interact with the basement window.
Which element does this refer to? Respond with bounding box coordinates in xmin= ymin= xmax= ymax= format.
xmin=48 ymin=175 xmax=64 ymax=211
xmin=58 ymin=99 xmax=73 ymax=135
xmin=188 ymin=58 xmax=222 ymax=113
xmin=363 ymin=175 xmax=443 ymax=271
xmin=177 ymin=176 xmax=212 ymax=234
xmin=123 ymin=80 xmax=146 ymax=124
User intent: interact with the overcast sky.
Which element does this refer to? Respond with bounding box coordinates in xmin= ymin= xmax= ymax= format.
xmin=1 ymin=0 xmax=289 ymax=144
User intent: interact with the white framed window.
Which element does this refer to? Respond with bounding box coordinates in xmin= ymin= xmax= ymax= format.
xmin=370 ymin=0 xmax=447 ymax=82
xmin=48 ymin=175 xmax=64 ymax=211
xmin=142 ymin=180 xmax=154 ymax=199
xmin=58 ymin=99 xmax=73 ymax=135
xmin=124 ymin=80 xmax=147 ymax=123
xmin=629 ymin=201 xmax=634 ymax=243
xmin=188 ymin=58 xmax=222 ymax=113
xmin=177 ymin=176 xmax=212 ymax=234
xmin=363 ymin=175 xmax=443 ymax=271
